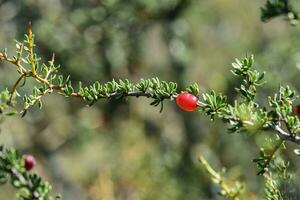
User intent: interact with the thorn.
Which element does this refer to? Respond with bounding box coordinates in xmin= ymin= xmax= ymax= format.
xmin=50 ymin=53 xmax=55 ymax=65
xmin=51 ymin=53 xmax=55 ymax=61
xmin=28 ymin=21 xmax=33 ymax=36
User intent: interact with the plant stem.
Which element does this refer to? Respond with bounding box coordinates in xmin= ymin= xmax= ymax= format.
xmin=258 ymin=139 xmax=284 ymax=175
xmin=8 ymin=73 xmax=27 ymax=105
xmin=199 ymin=156 xmax=241 ymax=200
xmin=28 ymin=24 xmax=36 ymax=75
xmin=273 ymin=125 xmax=300 ymax=144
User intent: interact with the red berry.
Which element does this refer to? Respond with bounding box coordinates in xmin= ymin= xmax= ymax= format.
xmin=293 ymin=105 xmax=300 ymax=116
xmin=24 ymin=155 xmax=36 ymax=171
xmin=176 ymin=92 xmax=198 ymax=112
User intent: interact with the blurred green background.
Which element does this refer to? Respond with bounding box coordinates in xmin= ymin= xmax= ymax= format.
xmin=1 ymin=0 xmax=300 ymax=199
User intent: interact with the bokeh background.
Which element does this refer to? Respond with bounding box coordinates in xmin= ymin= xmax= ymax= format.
xmin=1 ymin=0 xmax=300 ymax=199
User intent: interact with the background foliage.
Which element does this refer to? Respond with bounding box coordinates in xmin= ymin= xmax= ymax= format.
xmin=1 ymin=0 xmax=300 ymax=199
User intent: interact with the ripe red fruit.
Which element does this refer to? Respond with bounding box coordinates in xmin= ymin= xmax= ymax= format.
xmin=176 ymin=92 xmax=198 ymax=112
xmin=293 ymin=105 xmax=300 ymax=116
xmin=24 ymin=155 xmax=36 ymax=171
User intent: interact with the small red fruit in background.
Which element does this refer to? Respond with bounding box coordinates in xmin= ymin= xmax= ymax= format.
xmin=24 ymin=155 xmax=36 ymax=171
xmin=293 ymin=105 xmax=300 ymax=116
xmin=176 ymin=92 xmax=198 ymax=112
